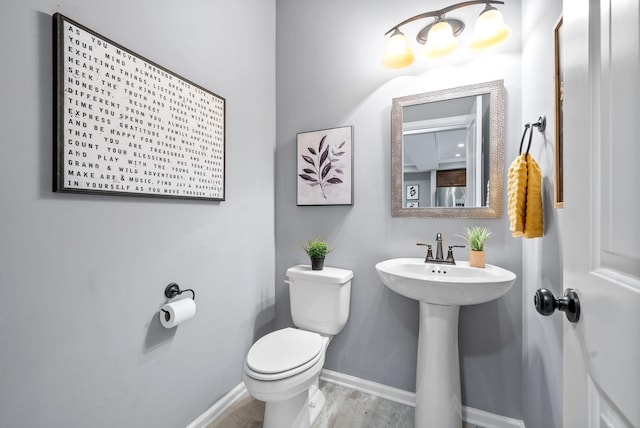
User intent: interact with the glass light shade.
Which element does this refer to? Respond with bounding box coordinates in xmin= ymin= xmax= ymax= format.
xmin=423 ymin=21 xmax=459 ymax=58
xmin=470 ymin=8 xmax=512 ymax=50
xmin=382 ymin=30 xmax=414 ymax=68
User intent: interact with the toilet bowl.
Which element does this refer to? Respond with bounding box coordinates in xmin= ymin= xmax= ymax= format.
xmin=242 ymin=328 xmax=330 ymax=428
xmin=242 ymin=265 xmax=353 ymax=428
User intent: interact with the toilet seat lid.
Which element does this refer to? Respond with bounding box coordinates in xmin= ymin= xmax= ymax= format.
xmin=246 ymin=328 xmax=323 ymax=374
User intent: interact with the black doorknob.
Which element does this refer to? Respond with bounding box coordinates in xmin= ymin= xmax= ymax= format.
xmin=534 ymin=288 xmax=580 ymax=323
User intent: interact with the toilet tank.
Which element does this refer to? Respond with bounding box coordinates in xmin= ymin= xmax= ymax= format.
xmin=286 ymin=265 xmax=353 ymax=336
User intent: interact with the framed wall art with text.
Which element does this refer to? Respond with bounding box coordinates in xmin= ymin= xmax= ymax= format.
xmin=53 ymin=13 xmax=226 ymax=201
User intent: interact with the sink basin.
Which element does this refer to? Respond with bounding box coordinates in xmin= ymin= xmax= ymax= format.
xmin=375 ymin=257 xmax=516 ymax=305
xmin=375 ymin=257 xmax=517 ymax=427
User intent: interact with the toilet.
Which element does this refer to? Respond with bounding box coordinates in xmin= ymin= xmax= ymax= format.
xmin=242 ymin=265 xmax=353 ymax=428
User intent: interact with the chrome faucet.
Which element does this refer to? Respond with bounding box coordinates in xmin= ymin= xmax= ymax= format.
xmin=417 ymin=233 xmax=464 ymax=265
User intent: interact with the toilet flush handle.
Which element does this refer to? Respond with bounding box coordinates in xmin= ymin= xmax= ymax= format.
xmin=284 ymin=279 xmax=292 ymax=286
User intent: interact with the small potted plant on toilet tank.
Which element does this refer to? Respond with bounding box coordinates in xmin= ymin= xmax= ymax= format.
xmin=303 ymin=238 xmax=331 ymax=270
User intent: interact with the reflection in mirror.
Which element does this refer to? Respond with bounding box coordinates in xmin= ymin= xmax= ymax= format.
xmin=391 ymin=80 xmax=505 ymax=218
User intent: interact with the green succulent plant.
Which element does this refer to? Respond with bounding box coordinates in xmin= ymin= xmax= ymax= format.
xmin=303 ymin=238 xmax=331 ymax=258
xmin=459 ymin=226 xmax=492 ymax=251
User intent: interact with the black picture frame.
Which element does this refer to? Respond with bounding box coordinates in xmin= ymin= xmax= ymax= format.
xmin=53 ymin=13 xmax=226 ymax=201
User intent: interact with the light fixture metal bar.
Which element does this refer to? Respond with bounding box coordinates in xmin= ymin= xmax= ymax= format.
xmin=384 ymin=0 xmax=505 ymax=36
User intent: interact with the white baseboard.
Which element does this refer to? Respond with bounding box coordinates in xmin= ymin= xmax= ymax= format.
xmin=320 ymin=369 xmax=525 ymax=428
xmin=319 ymin=368 xmax=416 ymax=407
xmin=189 ymin=370 xmax=525 ymax=428
xmin=462 ymin=405 xmax=527 ymax=428
xmin=186 ymin=382 xmax=248 ymax=428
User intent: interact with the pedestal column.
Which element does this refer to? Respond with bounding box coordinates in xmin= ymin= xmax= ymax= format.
xmin=414 ymin=301 xmax=461 ymax=428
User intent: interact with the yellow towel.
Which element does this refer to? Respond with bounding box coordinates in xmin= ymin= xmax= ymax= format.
xmin=523 ymin=154 xmax=543 ymax=238
xmin=508 ymin=155 xmax=527 ymax=236
xmin=508 ymin=153 xmax=543 ymax=238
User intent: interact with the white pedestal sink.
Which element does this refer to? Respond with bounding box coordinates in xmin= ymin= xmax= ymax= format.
xmin=375 ymin=258 xmax=516 ymax=428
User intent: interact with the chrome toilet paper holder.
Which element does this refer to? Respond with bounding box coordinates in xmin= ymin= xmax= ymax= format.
xmin=161 ymin=283 xmax=195 ymax=315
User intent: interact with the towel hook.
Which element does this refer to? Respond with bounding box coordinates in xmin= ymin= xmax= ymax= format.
xmin=532 ymin=115 xmax=546 ymax=133
xmin=519 ymin=123 xmax=534 ymax=155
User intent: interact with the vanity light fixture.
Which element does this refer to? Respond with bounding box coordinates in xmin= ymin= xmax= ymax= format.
xmin=382 ymin=1 xmax=511 ymax=69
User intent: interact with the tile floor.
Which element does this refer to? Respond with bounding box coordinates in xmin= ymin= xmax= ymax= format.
xmin=206 ymin=381 xmax=482 ymax=428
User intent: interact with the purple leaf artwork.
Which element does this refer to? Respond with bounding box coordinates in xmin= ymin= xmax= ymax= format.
xmin=297 ymin=126 xmax=353 ymax=206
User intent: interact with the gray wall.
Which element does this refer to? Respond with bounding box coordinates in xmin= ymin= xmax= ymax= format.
xmin=521 ymin=0 xmax=564 ymax=427
xmin=0 ymin=1 xmax=275 ymax=427
xmin=276 ymin=0 xmax=525 ymax=420
xmin=0 ymin=1 xmax=567 ymax=426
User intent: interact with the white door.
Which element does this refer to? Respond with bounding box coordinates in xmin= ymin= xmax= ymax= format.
xmin=562 ymin=0 xmax=640 ymax=426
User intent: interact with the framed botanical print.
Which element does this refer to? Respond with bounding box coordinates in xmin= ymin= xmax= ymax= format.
xmin=406 ymin=184 xmax=419 ymax=200
xmin=296 ymin=126 xmax=353 ymax=206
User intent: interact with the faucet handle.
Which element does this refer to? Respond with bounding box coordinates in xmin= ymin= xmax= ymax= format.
xmin=446 ymin=245 xmax=465 ymax=263
xmin=417 ymin=243 xmax=434 ymax=262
